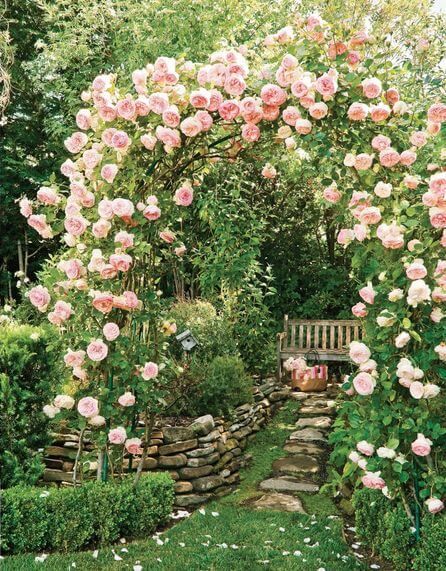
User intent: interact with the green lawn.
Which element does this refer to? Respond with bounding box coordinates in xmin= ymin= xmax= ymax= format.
xmin=2 ymin=401 xmax=364 ymax=571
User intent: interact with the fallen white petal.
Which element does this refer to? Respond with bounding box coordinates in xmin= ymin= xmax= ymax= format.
xmin=92 ymin=550 xmax=99 ymax=559
xmin=199 ymin=508 xmax=206 ymax=515
xmin=294 ymin=551 xmax=302 ymax=556
xmin=133 ymin=566 xmax=143 ymax=571
xmin=303 ymin=537 xmax=311 ymax=544
xmin=211 ymin=511 xmax=219 ymax=517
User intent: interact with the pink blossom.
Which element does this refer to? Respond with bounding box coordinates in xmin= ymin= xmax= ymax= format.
xmin=98 ymin=105 xmax=117 ymax=122
xmin=337 ymin=228 xmax=354 ymax=245
xmin=409 ymin=381 xmax=425 ymax=399
xmin=175 ymin=244 xmax=187 ymax=257
xmin=83 ymin=149 xmax=102 ymax=169
xmin=141 ymin=133 xmax=157 ymax=150
xmin=295 ymin=118 xmax=312 ymax=135
xmin=111 ymin=130 xmax=131 ymax=151
xmin=87 ymin=339 xmax=108 ymax=362
xmin=77 ymin=396 xmax=99 ymax=418
xmin=48 ymin=300 xmax=72 ymax=325
xmin=208 ymin=89 xmax=224 ymax=112
xmin=352 ymin=302 xmax=367 ymax=317
xmin=125 ymin=437 xmax=143 ymax=455
xmin=114 ymin=231 xmax=134 ymax=249
xmin=385 ymin=88 xmax=400 ymax=105
xmin=64 ymin=216 xmax=88 ymax=237
xmin=260 ymin=84 xmax=287 ymax=106
xmin=28 ymin=214 xmax=53 ymax=238
xmin=112 ymin=291 xmax=140 ymax=311
xmin=262 ymin=105 xmax=280 ymax=121
xmin=29 ymin=285 xmax=51 ymax=312
xmin=98 ymin=199 xmax=114 ymax=220
xmin=429 ymin=172 xmax=446 ymax=195
xmin=379 ymin=148 xmax=400 ymax=168
xmin=89 ymin=415 xmax=106 ymax=427
xmin=135 ymin=97 xmax=151 ymax=116
xmin=116 ymin=98 xmax=136 ymax=120
xmin=101 ymin=164 xmax=118 ymax=183
xmin=160 ymin=230 xmax=176 ymax=244
xmin=19 ymin=197 xmax=32 ymax=218
xmin=347 ymin=102 xmax=368 ymax=121
xmin=359 ymin=207 xmax=381 ymax=225
xmin=410 ymin=131 xmax=428 ymax=147
xmin=425 ymin=498 xmax=444 ymax=514
xmin=355 ymin=153 xmax=373 ymax=170
xmin=346 ymin=51 xmax=361 ymax=66
xmin=144 ymin=204 xmax=161 ymax=221
xmin=64 ymin=132 xmax=88 ymax=154
xmin=323 ymin=185 xmax=341 ymax=203
xmin=371 ymin=135 xmax=391 ymax=151
xmin=349 ymin=341 xmax=371 ymax=364
xmin=64 ymin=349 xmax=85 ymax=368
xmin=400 ymin=150 xmax=417 ymax=166
xmin=427 ymin=102 xmax=446 ymax=123
xmin=362 ymin=77 xmax=382 ymax=99
xmin=148 ymin=92 xmax=169 ymax=114
xmin=430 ymin=207 xmax=446 ymax=229
xmin=357 ymin=441 xmax=374 ymax=456
xmin=76 ymin=109 xmax=91 ymax=130
xmin=60 ymin=259 xmax=84 ymax=280
xmin=162 ymin=105 xmax=181 ymax=128
xmin=108 ymin=426 xmax=127 ymax=445
xmin=315 ymin=72 xmax=337 ymax=97
xmin=92 ymin=219 xmax=111 ymax=239
xmin=92 ymin=292 xmax=114 ymax=314
xmin=218 ymin=99 xmax=240 ymax=121
xmin=141 ymin=361 xmax=159 ymax=380
xmin=155 ymin=126 xmax=182 ymax=149
xmin=309 ymin=102 xmax=328 ymax=120
xmin=103 ymin=322 xmax=120 ymax=341
xmin=100 ymin=264 xmax=117 ymax=279
xmin=291 ymin=79 xmax=310 ymax=98
xmin=224 ymin=74 xmax=246 ymax=96
xmin=262 ymin=164 xmax=277 ymax=179
xmin=370 ymin=104 xmax=390 ymax=122
xmin=406 ymin=261 xmax=427 ymax=280
xmin=362 ymin=471 xmax=386 ymax=490
xmin=118 ymin=392 xmax=135 ymax=407
xmin=241 ymin=123 xmax=261 ymax=142
xmin=109 ymin=253 xmax=132 ymax=272
xmin=282 ymin=106 xmax=301 ymax=126
xmin=112 ymin=198 xmax=134 ymax=218
xmin=195 ymin=110 xmax=213 ymax=131
xmin=174 ymin=183 xmax=194 ymax=206
xmin=37 ymin=187 xmax=60 ymax=205
xmin=411 ymin=433 xmax=432 ymax=456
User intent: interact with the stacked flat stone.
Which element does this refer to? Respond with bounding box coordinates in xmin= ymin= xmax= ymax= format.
xmin=42 ymin=378 xmax=290 ymax=506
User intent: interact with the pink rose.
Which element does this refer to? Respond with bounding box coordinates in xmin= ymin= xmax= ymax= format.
xmin=37 ymin=187 xmax=60 ymax=205
xmin=385 ymin=88 xmax=400 ymax=105
xmin=115 ymin=231 xmax=134 ymax=249
xmin=28 ymin=215 xmax=53 ymax=238
xmin=103 ymin=322 xmax=120 ymax=341
xmin=175 ymin=244 xmax=187 ymax=257
xmin=29 ymin=285 xmax=51 ymax=312
xmin=400 ymin=150 xmax=417 ymax=166
xmin=111 ymin=130 xmax=131 ymax=151
xmin=406 ymin=261 xmax=427 ymax=280
xmin=291 ymin=79 xmax=310 ymax=98
xmin=347 ymin=51 xmax=361 ymax=66
xmin=174 ymin=184 xmax=194 ymax=206
xmin=354 ymin=153 xmax=373 ymax=170
xmin=309 ymin=102 xmax=328 ymax=120
xmin=328 ymin=41 xmax=347 ymax=59
xmin=430 ymin=208 xmax=446 ymax=229
xmin=160 ymin=230 xmax=176 ymax=244
xmin=116 ymin=98 xmax=136 ymax=120
xmin=112 ymin=198 xmax=134 ymax=218
xmin=108 ymin=426 xmax=127 ymax=445
xmin=155 ymin=126 xmax=181 ymax=149
xmin=19 ymin=197 xmax=32 ymax=218
xmin=352 ymin=302 xmax=367 ymax=317
xmin=357 ymin=441 xmax=374 ymax=456
xmin=144 ymin=204 xmax=161 ymax=221
xmin=323 ymin=186 xmax=341 ymax=203
xmin=100 ymin=264 xmax=117 ymax=280
xmin=349 ymin=341 xmax=371 ymax=364
xmin=362 ymin=471 xmax=386 ymax=489
xmin=162 ymin=105 xmax=181 ymax=128
xmin=347 ymin=102 xmax=368 ymax=121
xmin=77 ymin=396 xmax=99 ymax=418
xmin=262 ymin=164 xmax=277 ymax=179
xmin=118 ymin=392 xmax=135 ymax=407
xmin=429 ymin=172 xmax=446 ymax=195
xmin=141 ymin=134 xmax=157 ymax=150
xmin=101 ymin=164 xmax=118 ymax=184
xmin=64 ymin=132 xmax=88 ymax=154
xmin=241 ymin=123 xmax=261 ymax=142
xmin=315 ymin=72 xmax=337 ymax=97
xmin=89 ymin=415 xmax=106 ymax=427
xmin=282 ymin=106 xmax=301 ymax=126
xmin=98 ymin=199 xmax=114 ymax=220
xmin=359 ymin=207 xmax=381 ymax=225
xmin=362 ymin=77 xmax=382 ymax=99
xmin=354 ymin=224 xmax=368 ymax=241
xmin=125 ymin=437 xmax=143 ymax=455
xmin=92 ymin=219 xmax=111 ymax=239
xmin=190 ymin=88 xmax=211 ymax=108
xmin=92 ymin=292 xmax=114 ymax=314
xmin=148 ymin=92 xmax=169 ymax=114
xmin=353 ymin=372 xmax=375 ymax=395
xmin=260 ymin=84 xmax=287 ymax=106
xmin=295 ymin=118 xmax=312 ymax=135
xmin=425 ymin=498 xmax=444 ymax=514
xmin=409 ymin=381 xmax=425 ymax=400
xmin=141 ymin=361 xmax=159 ymax=380
xmin=180 ymin=117 xmax=202 ymax=137
xmin=64 ymin=216 xmax=88 ymax=237
xmin=379 ymin=148 xmax=400 ymax=168
xmin=224 ymin=74 xmax=246 ymax=96
xmin=109 ymin=253 xmax=132 ymax=272
xmin=82 ymin=149 xmax=102 ymax=169
xmin=195 ymin=110 xmax=213 ymax=131
xmin=427 ymin=103 xmax=446 ymax=123
xmin=369 ymin=104 xmax=390 ymax=122
xmin=410 ymin=131 xmax=427 ymax=147
xmin=64 ymin=349 xmax=85 ymax=368
xmin=262 ymin=105 xmax=280 ymax=121
xmin=337 ymin=228 xmax=354 ymax=245
xmin=87 ymin=339 xmax=108 ymax=362
xmin=76 ymin=109 xmax=91 ymax=130
xmin=48 ymin=300 xmax=72 ymax=325
xmin=102 ymin=129 xmax=117 ymax=147
xmin=218 ymin=100 xmax=240 ymax=121
xmin=411 ymin=433 xmax=432 ymax=456
xmin=371 ymin=135 xmax=391 ymax=151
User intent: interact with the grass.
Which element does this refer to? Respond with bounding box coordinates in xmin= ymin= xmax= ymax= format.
xmin=2 ymin=400 xmax=361 ymax=570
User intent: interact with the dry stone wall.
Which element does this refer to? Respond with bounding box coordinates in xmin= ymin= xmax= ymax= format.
xmin=43 ymin=378 xmax=290 ymax=506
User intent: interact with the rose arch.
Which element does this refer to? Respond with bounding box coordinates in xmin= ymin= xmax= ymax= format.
xmin=22 ymin=13 xmax=446 ymax=523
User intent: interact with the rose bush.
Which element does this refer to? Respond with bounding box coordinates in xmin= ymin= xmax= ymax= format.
xmin=22 ymin=9 xmax=445 ymax=517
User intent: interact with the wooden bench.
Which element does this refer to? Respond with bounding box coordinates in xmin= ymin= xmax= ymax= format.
xmin=277 ymin=317 xmax=363 ymax=377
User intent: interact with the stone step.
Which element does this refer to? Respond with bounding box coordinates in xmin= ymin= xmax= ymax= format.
xmin=299 ymin=404 xmax=336 ymax=416
xmin=259 ymin=477 xmax=319 ymax=494
xmin=252 ymin=492 xmax=306 ymax=513
xmin=272 ymin=455 xmax=320 ymax=476
xmin=295 ymin=416 xmax=332 ymax=430
xmin=288 ymin=428 xmax=328 ymax=443
xmin=283 ymin=441 xmax=326 ymax=456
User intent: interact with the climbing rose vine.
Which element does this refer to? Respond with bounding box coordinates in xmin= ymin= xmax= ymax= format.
xmin=22 ymin=10 xmax=445 ymax=514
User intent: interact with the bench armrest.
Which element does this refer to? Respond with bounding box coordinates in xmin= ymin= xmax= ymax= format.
xmin=277 ymin=331 xmax=287 ymax=350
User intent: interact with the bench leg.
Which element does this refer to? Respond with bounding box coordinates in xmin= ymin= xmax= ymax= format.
xmin=277 ymin=349 xmax=282 ymax=382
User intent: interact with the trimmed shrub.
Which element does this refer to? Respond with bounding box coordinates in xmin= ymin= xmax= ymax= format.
xmin=193 ymin=355 xmax=253 ymax=418
xmin=0 ymin=473 xmax=174 ymax=554
xmin=0 ymin=324 xmax=64 ymax=488
xmin=354 ymin=488 xmax=446 ymax=571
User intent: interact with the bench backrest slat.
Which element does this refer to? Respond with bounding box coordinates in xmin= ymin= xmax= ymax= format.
xmin=283 ymin=319 xmax=362 ymax=353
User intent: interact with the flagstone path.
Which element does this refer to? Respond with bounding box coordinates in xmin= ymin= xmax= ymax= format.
xmin=254 ymin=385 xmax=338 ymax=513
